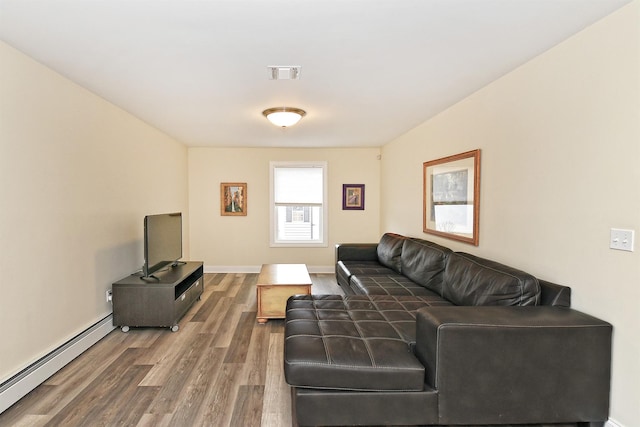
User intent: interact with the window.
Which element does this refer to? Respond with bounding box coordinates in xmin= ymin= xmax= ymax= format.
xmin=270 ymin=161 xmax=327 ymax=247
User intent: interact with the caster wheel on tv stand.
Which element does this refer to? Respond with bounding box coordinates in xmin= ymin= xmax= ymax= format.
xmin=121 ymin=326 xmax=130 ymax=333
xmin=171 ymin=325 xmax=179 ymax=332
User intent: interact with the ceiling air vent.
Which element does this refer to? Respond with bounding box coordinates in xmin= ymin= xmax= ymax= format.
xmin=267 ymin=66 xmax=301 ymax=80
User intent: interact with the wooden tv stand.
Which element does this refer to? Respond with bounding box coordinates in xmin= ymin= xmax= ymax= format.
xmin=112 ymin=261 xmax=204 ymax=332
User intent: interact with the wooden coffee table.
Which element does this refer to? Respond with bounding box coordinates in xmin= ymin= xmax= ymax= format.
xmin=256 ymin=264 xmax=312 ymax=323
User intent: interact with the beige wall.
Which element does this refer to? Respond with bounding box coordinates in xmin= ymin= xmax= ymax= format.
xmin=2 ymin=2 xmax=637 ymax=423
xmin=0 ymin=42 xmax=189 ymax=383
xmin=381 ymin=3 xmax=639 ymax=425
xmin=188 ymin=147 xmax=381 ymax=271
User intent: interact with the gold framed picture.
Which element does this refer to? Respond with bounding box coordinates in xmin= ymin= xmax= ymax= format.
xmin=423 ymin=150 xmax=480 ymax=245
xmin=220 ymin=182 xmax=247 ymax=216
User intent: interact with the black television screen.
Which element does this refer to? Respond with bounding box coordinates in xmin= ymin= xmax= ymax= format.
xmin=143 ymin=212 xmax=182 ymax=277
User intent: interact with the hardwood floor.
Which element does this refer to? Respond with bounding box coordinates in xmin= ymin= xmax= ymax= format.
xmin=0 ymin=273 xmax=586 ymax=427
xmin=0 ymin=273 xmax=342 ymax=427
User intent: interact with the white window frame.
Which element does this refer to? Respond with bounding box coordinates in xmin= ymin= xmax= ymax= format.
xmin=270 ymin=161 xmax=328 ymax=247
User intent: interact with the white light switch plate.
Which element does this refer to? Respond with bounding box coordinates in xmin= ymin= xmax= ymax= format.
xmin=610 ymin=228 xmax=635 ymax=252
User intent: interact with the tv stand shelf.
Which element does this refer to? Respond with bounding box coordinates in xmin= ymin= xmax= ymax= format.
xmin=112 ymin=261 xmax=204 ymax=332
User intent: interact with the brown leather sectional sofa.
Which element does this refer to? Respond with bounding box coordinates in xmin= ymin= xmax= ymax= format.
xmin=284 ymin=233 xmax=612 ymax=426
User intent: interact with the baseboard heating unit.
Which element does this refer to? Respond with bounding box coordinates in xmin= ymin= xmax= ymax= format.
xmin=0 ymin=314 xmax=114 ymax=414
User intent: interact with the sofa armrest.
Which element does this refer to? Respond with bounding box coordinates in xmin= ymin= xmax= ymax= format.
xmin=415 ymin=306 xmax=611 ymax=425
xmin=539 ymin=279 xmax=572 ymax=307
xmin=335 ymin=243 xmax=378 ymax=262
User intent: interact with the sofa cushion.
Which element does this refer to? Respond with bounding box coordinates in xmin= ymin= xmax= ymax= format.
xmin=284 ymin=294 xmax=452 ymax=392
xmin=443 ymin=253 xmax=540 ymax=306
xmin=350 ymin=274 xmax=442 ymax=297
xmin=376 ymin=233 xmax=407 ymax=273
xmin=337 ymin=260 xmax=397 ymax=278
xmin=401 ymin=238 xmax=452 ymax=295
xmin=336 ymin=261 xmax=396 ymax=294
xmin=286 ymin=294 xmax=451 ymax=346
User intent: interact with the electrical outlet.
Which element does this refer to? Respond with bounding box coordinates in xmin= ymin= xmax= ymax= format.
xmin=106 ymin=289 xmax=113 ymax=302
xmin=610 ymin=228 xmax=635 ymax=252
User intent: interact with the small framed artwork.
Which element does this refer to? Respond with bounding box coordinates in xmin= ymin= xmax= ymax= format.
xmin=342 ymin=184 xmax=365 ymax=210
xmin=423 ymin=149 xmax=480 ymax=245
xmin=220 ymin=182 xmax=247 ymax=216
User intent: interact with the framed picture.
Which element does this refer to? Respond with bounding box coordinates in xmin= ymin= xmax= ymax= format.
xmin=343 ymin=184 xmax=365 ymax=210
xmin=220 ymin=182 xmax=247 ymax=216
xmin=423 ymin=150 xmax=480 ymax=245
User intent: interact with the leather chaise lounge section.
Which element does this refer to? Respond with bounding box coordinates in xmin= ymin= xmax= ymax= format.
xmin=284 ymin=233 xmax=612 ymax=427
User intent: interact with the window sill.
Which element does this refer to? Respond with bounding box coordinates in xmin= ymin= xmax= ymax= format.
xmin=270 ymin=242 xmax=328 ymax=248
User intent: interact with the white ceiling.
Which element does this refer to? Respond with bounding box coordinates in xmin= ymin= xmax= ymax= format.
xmin=0 ymin=0 xmax=630 ymax=148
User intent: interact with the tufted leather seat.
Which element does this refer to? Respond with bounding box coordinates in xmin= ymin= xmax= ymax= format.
xmin=349 ymin=273 xmax=441 ymax=296
xmin=284 ymin=294 xmax=452 ymax=392
xmin=337 ymin=260 xmax=397 ymax=277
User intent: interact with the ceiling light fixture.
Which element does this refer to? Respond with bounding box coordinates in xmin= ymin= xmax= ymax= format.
xmin=262 ymin=107 xmax=306 ymax=128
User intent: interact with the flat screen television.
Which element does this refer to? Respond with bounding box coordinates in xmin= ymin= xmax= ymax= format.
xmin=143 ymin=212 xmax=183 ymax=277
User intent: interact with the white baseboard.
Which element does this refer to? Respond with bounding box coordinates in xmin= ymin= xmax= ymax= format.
xmin=307 ymin=265 xmax=334 ymax=274
xmin=204 ymin=265 xmax=334 ymax=274
xmin=0 ymin=315 xmax=115 ymax=414
xmin=205 ymin=265 xmax=260 ymax=273
xmin=607 ymin=418 xmax=624 ymax=427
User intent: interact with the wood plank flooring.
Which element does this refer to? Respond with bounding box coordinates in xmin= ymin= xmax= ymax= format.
xmin=0 ymin=273 xmax=341 ymax=427
xmin=0 ymin=273 xmax=589 ymax=427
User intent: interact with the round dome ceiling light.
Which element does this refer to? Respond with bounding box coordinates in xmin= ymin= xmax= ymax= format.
xmin=262 ymin=107 xmax=306 ymax=128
